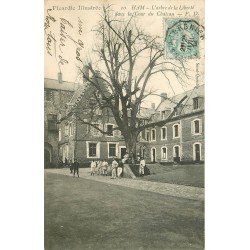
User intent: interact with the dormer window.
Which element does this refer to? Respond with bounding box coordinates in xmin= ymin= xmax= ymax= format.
xmin=106 ymin=124 xmax=114 ymax=136
xmin=193 ymin=97 xmax=199 ymax=110
xmin=161 ymin=111 xmax=166 ymax=119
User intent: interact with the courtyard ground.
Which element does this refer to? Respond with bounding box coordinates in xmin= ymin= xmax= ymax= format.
xmin=45 ymin=171 xmax=204 ymax=250
xmin=145 ymin=164 xmax=204 ymax=188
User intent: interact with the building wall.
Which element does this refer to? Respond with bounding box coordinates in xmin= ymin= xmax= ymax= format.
xmin=139 ymin=112 xmax=204 ymax=163
xmin=59 ymin=110 xmax=127 ymax=165
xmin=44 ymin=88 xmax=74 ymax=167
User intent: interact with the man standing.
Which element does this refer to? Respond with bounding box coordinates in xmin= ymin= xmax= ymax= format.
xmin=117 ymin=160 xmax=124 ymax=178
xmin=73 ymin=159 xmax=79 ymax=178
xmin=69 ymin=159 xmax=73 ymax=174
xmin=90 ymin=160 xmax=96 ymax=176
xmin=101 ymin=159 xmax=108 ymax=176
xmin=111 ymin=158 xmax=118 ymax=179
xmin=139 ymin=157 xmax=146 ymax=177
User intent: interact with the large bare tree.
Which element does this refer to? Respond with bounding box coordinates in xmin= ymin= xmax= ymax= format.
xmin=75 ymin=6 xmax=190 ymax=161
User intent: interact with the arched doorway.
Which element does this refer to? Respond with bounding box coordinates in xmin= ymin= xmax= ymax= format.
xmin=44 ymin=142 xmax=53 ymax=168
xmin=44 ymin=149 xmax=51 ymax=168
xmin=173 ymin=145 xmax=180 ymax=163
xmin=193 ymin=143 xmax=201 ymax=162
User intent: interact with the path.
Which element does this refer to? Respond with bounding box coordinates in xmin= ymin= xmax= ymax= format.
xmin=45 ymin=168 xmax=204 ymax=201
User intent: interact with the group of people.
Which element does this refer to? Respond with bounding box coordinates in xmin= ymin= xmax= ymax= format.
xmin=90 ymin=158 xmax=124 ymax=179
xmin=68 ymin=159 xmax=80 ymax=178
xmin=90 ymin=156 xmax=146 ymax=178
xmin=63 ymin=154 xmax=146 ymax=179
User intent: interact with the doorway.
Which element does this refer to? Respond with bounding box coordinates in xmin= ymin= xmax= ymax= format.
xmin=120 ymin=147 xmax=127 ymax=160
xmin=151 ymin=148 xmax=156 ymax=163
xmin=173 ymin=145 xmax=180 ymax=163
xmin=194 ymin=143 xmax=201 ymax=162
xmin=44 ymin=149 xmax=51 ymax=168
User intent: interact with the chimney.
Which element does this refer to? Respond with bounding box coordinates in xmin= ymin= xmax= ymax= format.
xmin=82 ymin=65 xmax=89 ymax=81
xmin=151 ymin=103 xmax=156 ymax=110
xmin=160 ymin=93 xmax=168 ymax=102
xmin=58 ymin=72 xmax=62 ymax=83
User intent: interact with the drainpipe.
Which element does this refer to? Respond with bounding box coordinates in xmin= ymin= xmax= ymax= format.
xmin=74 ymin=114 xmax=77 ymax=162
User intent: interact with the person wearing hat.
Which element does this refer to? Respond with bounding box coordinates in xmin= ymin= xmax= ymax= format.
xmin=73 ymin=159 xmax=79 ymax=178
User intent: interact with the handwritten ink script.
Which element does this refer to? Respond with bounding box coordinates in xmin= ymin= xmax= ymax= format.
xmin=44 ymin=1 xmax=204 ymax=74
xmin=44 ymin=8 xmax=85 ymax=71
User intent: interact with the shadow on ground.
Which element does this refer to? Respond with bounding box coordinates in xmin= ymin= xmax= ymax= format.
xmin=142 ymin=164 xmax=204 ymax=188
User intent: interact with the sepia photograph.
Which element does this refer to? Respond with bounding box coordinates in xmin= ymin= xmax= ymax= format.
xmin=44 ymin=0 xmax=204 ymax=249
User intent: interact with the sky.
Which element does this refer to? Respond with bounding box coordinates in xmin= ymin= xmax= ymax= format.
xmin=44 ymin=0 xmax=204 ymax=107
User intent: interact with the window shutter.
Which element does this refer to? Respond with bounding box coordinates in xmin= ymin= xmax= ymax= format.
xmin=191 ymin=121 xmax=194 ymax=134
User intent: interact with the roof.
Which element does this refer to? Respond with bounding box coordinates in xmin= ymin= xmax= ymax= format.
xmin=68 ymin=84 xmax=87 ymax=107
xmin=44 ymin=78 xmax=79 ymax=91
xmin=156 ymin=84 xmax=204 ymax=117
xmin=137 ymin=107 xmax=156 ymax=119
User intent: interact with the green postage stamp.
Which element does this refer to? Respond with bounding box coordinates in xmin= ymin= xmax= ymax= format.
xmin=165 ymin=18 xmax=204 ymax=59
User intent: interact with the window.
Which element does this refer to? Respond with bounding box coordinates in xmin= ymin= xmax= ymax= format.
xmin=59 ymin=129 xmax=61 ymax=141
xmin=173 ymin=145 xmax=180 ymax=158
xmin=146 ymin=130 xmax=150 ymax=141
xmin=108 ymin=143 xmax=117 ymax=157
xmin=139 ymin=130 xmax=146 ymax=140
xmin=45 ymin=90 xmax=53 ymax=101
xmin=151 ymin=129 xmax=156 ymax=141
xmin=173 ymin=124 xmax=180 ymax=138
xmin=161 ymin=111 xmax=166 ymax=119
xmin=87 ymin=142 xmax=100 ymax=158
xmin=106 ymin=124 xmax=114 ymax=136
xmin=161 ymin=147 xmax=167 ymax=159
xmin=192 ymin=119 xmax=202 ymax=135
xmin=65 ymin=124 xmax=69 ymax=136
xmin=161 ymin=127 xmax=167 ymax=140
xmin=194 ymin=120 xmax=199 ymax=133
xmin=69 ymin=123 xmax=73 ymax=136
xmin=193 ymin=98 xmax=199 ymax=110
xmin=89 ymin=143 xmax=97 ymax=157
xmin=47 ymin=114 xmax=57 ymax=131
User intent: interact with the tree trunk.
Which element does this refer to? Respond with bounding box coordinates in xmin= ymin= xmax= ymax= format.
xmin=124 ymin=131 xmax=138 ymax=164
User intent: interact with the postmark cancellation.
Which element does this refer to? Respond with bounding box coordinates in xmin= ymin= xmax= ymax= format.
xmin=164 ymin=18 xmax=204 ymax=60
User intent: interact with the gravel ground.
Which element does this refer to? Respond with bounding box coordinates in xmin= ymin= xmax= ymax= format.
xmin=45 ymin=168 xmax=204 ymax=201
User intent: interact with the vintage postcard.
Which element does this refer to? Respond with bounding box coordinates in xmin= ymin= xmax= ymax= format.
xmin=44 ymin=0 xmax=204 ymax=249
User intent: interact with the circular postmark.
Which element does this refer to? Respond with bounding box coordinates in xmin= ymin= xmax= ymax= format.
xmin=165 ymin=19 xmax=204 ymax=60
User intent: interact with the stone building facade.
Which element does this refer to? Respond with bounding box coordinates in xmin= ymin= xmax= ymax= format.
xmin=44 ymin=73 xmax=79 ymax=167
xmin=46 ymin=70 xmax=204 ymax=167
xmin=138 ymin=84 xmax=204 ymax=164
